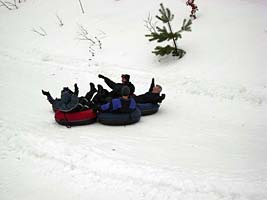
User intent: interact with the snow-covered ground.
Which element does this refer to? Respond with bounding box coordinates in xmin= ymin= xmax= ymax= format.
xmin=1 ymin=0 xmax=267 ymax=199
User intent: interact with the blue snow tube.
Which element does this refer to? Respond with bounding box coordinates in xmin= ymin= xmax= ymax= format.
xmin=97 ymin=108 xmax=141 ymax=125
xmin=137 ymin=103 xmax=160 ymax=116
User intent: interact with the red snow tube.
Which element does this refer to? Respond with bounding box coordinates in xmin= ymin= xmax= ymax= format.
xmin=55 ymin=109 xmax=97 ymax=126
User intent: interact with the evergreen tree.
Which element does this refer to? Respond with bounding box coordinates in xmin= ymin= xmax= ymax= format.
xmin=145 ymin=3 xmax=192 ymax=58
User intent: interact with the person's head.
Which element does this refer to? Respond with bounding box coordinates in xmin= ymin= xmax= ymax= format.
xmin=121 ymin=86 xmax=130 ymax=99
xmin=121 ymin=74 xmax=130 ymax=84
xmin=152 ymin=84 xmax=162 ymax=94
xmin=61 ymin=87 xmax=72 ymax=94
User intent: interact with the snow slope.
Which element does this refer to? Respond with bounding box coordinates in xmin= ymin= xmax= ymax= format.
xmin=0 ymin=0 xmax=267 ymax=199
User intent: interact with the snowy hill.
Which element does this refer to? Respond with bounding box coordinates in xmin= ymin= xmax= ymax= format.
xmin=0 ymin=0 xmax=267 ymax=199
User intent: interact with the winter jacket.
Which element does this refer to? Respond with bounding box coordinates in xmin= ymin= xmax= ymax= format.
xmin=134 ymin=92 xmax=163 ymax=104
xmin=102 ymin=76 xmax=135 ymax=98
xmin=133 ymin=78 xmax=164 ymax=104
xmin=100 ymin=97 xmax=136 ymax=113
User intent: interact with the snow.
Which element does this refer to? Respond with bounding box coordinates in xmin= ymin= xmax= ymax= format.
xmin=1 ymin=0 xmax=267 ymax=199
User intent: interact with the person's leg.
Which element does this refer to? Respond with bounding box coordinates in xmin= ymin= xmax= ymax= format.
xmin=84 ymin=83 xmax=97 ymax=101
xmin=42 ymin=90 xmax=55 ymax=104
xmin=92 ymin=85 xmax=109 ymax=105
xmin=79 ymin=97 xmax=95 ymax=109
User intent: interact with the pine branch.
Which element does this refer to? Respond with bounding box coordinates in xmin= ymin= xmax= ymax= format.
xmin=181 ymin=19 xmax=192 ymax=32
xmin=156 ymin=3 xmax=174 ymax=23
xmin=145 ymin=26 xmax=181 ymax=43
xmin=153 ymin=45 xmax=176 ymax=56
xmin=153 ymin=45 xmax=185 ymax=58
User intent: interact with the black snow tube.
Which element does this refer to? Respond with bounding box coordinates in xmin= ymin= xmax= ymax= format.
xmin=137 ymin=103 xmax=160 ymax=116
xmin=97 ymin=109 xmax=141 ymax=125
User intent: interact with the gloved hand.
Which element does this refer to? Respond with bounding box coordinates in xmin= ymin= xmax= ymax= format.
xmin=159 ymin=94 xmax=165 ymax=103
xmin=98 ymin=74 xmax=105 ymax=79
xmin=41 ymin=90 xmax=49 ymax=96
xmin=74 ymin=83 xmax=79 ymax=95
xmin=151 ymin=78 xmax=155 ymax=85
xmin=74 ymin=83 xmax=78 ymax=90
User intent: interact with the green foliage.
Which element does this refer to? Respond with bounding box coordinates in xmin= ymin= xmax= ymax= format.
xmin=145 ymin=26 xmax=182 ymax=42
xmin=152 ymin=45 xmax=185 ymax=57
xmin=181 ymin=19 xmax=192 ymax=31
xmin=172 ymin=48 xmax=186 ymax=58
xmin=145 ymin=3 xmax=192 ymax=59
xmin=156 ymin=3 xmax=174 ymax=23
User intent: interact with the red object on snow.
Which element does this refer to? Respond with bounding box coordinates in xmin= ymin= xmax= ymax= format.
xmin=55 ymin=109 xmax=97 ymax=126
xmin=186 ymin=0 xmax=198 ymax=19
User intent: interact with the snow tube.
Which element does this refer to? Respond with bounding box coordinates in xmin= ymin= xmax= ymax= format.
xmin=55 ymin=109 xmax=97 ymax=126
xmin=98 ymin=109 xmax=141 ymax=126
xmin=137 ymin=103 xmax=160 ymax=116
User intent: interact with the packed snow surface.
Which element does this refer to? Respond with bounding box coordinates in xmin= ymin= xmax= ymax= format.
xmin=0 ymin=0 xmax=267 ymax=199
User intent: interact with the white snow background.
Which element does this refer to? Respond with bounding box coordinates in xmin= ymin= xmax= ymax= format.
xmin=0 ymin=0 xmax=267 ymax=199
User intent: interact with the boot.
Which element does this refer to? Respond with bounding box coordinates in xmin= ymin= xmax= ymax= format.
xmin=42 ymin=90 xmax=50 ymax=96
xmin=90 ymin=82 xmax=97 ymax=93
xmin=97 ymin=84 xmax=103 ymax=94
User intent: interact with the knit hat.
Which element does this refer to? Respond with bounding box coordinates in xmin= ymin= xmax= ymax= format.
xmin=121 ymin=74 xmax=130 ymax=82
xmin=121 ymin=86 xmax=130 ymax=96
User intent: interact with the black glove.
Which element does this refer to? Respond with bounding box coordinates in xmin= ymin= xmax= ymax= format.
xmin=98 ymin=74 xmax=105 ymax=79
xmin=74 ymin=83 xmax=79 ymax=95
xmin=41 ymin=90 xmax=49 ymax=96
xmin=152 ymin=78 xmax=155 ymax=85
xmin=159 ymin=94 xmax=165 ymax=103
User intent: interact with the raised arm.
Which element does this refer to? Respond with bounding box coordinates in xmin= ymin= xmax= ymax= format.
xmin=148 ymin=78 xmax=155 ymax=92
xmin=98 ymin=74 xmax=116 ymax=89
xmin=74 ymin=83 xmax=79 ymax=96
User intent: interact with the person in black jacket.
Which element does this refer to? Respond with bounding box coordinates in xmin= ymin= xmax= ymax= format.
xmin=134 ymin=78 xmax=165 ymax=104
xmin=98 ymin=74 xmax=135 ymax=98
